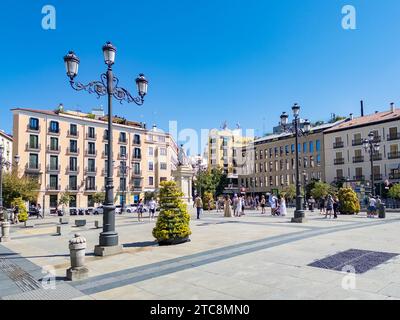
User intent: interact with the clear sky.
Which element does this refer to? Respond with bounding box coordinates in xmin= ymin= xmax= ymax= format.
xmin=1 ymin=0 xmax=400 ymax=147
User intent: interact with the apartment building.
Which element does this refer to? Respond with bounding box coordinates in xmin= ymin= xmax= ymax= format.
xmin=208 ymin=127 xmax=254 ymax=189
xmin=324 ymin=104 xmax=400 ymax=189
xmin=239 ymin=122 xmax=342 ymax=195
xmin=11 ymin=107 xmax=178 ymax=212
xmin=0 ymin=130 xmax=13 ymax=172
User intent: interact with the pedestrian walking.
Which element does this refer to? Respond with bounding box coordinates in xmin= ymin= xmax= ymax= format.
xmin=367 ymin=195 xmax=377 ymax=218
xmin=333 ymin=196 xmax=339 ymax=219
xmin=224 ymin=195 xmax=233 ymax=218
xmin=319 ymin=197 xmax=326 ymax=214
xmin=232 ymin=194 xmax=240 ymax=217
xmin=308 ymin=196 xmax=316 ymax=212
xmin=325 ymin=195 xmax=334 ymax=219
xmin=12 ymin=205 xmax=20 ymax=224
xmin=193 ymin=195 xmax=203 ymax=220
xmin=277 ymin=195 xmax=287 ymax=216
xmin=148 ymin=197 xmax=156 ymax=221
xmin=269 ymin=194 xmax=278 ymax=216
xmin=260 ymin=195 xmax=266 ymax=214
xmin=137 ymin=199 xmax=144 ymax=222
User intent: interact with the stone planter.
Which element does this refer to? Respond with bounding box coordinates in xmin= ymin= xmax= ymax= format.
xmin=66 ymin=234 xmax=89 ymax=281
xmin=0 ymin=222 xmax=11 ymax=242
xmin=158 ymin=236 xmax=190 ymax=246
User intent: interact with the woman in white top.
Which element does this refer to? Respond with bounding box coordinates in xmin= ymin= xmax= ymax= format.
xmin=148 ymin=198 xmax=157 ymax=221
xmin=278 ymin=195 xmax=287 ymax=216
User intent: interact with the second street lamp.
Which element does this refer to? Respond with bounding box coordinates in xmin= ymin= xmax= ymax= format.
xmin=280 ymin=104 xmax=310 ymax=223
xmin=364 ymin=132 xmax=380 ymax=197
xmin=64 ymin=42 xmax=148 ymax=256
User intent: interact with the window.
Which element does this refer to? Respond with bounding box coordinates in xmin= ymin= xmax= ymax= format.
xmin=309 ymin=141 xmax=314 ymax=153
xmin=88 ymin=142 xmax=96 ymax=155
xmin=303 ymin=142 xmax=307 ymax=153
xmin=120 ymin=146 xmax=127 ymax=158
xmin=133 ymin=134 xmax=141 ymax=144
xmin=119 ymin=132 xmax=127 ymax=143
xmin=87 ymin=195 xmax=95 ymax=207
xmin=86 ymin=176 xmax=96 ymax=190
xmin=160 ymin=162 xmax=167 ymax=170
xmin=88 ymin=159 xmax=96 ymax=172
xmin=336 ymin=169 xmax=343 ymax=179
xmin=88 ymin=127 xmax=95 ymax=139
xmin=133 ymin=163 xmax=141 ymax=175
xmin=49 ymin=121 xmax=59 ymax=133
xmin=316 ymin=140 xmax=321 ymax=152
xmin=120 ymin=177 xmax=127 ymax=191
xmin=50 ymin=137 xmax=59 ymax=151
xmin=29 ymin=118 xmax=39 ymax=131
xmin=69 ymin=176 xmax=78 ymax=190
xmin=134 ymin=148 xmax=141 ymax=159
xmin=70 ymin=195 xmax=77 ymax=208
xmin=160 ymin=148 xmax=167 ymax=156
xmin=133 ymin=178 xmax=141 ymax=188
xmin=49 ymin=175 xmax=58 ymax=189
xmin=285 ymin=145 xmax=289 ymax=155
xmin=69 ymin=124 xmax=78 ymax=136
xmin=149 ymin=176 xmax=154 ymax=186
xmin=291 ymin=144 xmax=295 ymax=153
xmin=316 ymin=154 xmax=321 ymax=166
xmin=69 ymin=157 xmax=78 ymax=171
xmin=158 ymin=136 xmax=166 ymax=143
xmin=29 ymin=154 xmax=39 ymax=169
xmin=104 ymin=144 xmax=109 ymax=155
xmin=119 ymin=161 xmax=127 ymax=176
xmin=160 ymin=177 xmax=167 ymax=182
xmin=50 ymin=156 xmax=58 ymax=170
xmin=29 ymin=135 xmax=39 ymax=149
xmin=104 ymin=130 xmax=109 ymax=141
xmin=50 ymin=195 xmax=58 ymax=208
xmin=148 ymin=147 xmax=154 ymax=156
xmin=148 ymin=161 xmax=154 ymax=171
xmin=70 ymin=140 xmax=78 ymax=153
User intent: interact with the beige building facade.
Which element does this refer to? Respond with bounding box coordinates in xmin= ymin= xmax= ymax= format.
xmin=324 ymin=106 xmax=400 ymax=188
xmin=0 ymin=130 xmax=13 ymax=171
xmin=12 ymin=108 xmax=178 ymax=213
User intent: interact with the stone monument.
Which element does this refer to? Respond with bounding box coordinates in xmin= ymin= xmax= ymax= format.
xmin=172 ymin=145 xmax=195 ymax=204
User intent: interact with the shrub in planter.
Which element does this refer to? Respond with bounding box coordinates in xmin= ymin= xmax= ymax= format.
xmin=152 ymin=181 xmax=192 ymax=245
xmin=338 ymin=187 xmax=360 ymax=215
xmin=203 ymin=192 xmax=215 ymax=210
xmin=11 ymin=197 xmax=28 ymax=222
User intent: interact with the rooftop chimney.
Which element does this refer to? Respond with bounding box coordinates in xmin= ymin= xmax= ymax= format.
xmin=391 ymin=102 xmax=396 ymax=113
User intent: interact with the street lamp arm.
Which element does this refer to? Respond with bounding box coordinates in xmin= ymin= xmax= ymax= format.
xmin=112 ymin=77 xmax=144 ymax=106
xmin=69 ymin=74 xmax=108 ymax=99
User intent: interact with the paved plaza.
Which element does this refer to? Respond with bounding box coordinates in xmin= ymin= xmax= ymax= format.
xmin=1 ymin=208 xmax=400 ymax=300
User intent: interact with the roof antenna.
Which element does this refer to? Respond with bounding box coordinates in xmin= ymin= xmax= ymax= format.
xmin=360 ymin=100 xmax=364 ymax=117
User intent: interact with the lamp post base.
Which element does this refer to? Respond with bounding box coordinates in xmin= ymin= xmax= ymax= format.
xmin=291 ymin=210 xmax=306 ymax=223
xmin=94 ymin=244 xmax=123 ymax=257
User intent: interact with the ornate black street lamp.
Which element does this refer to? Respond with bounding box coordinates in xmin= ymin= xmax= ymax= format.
xmin=280 ymin=104 xmax=311 ymax=223
xmin=302 ymin=170 xmax=308 ymax=210
xmin=64 ymin=42 xmax=148 ymax=255
xmin=0 ymin=146 xmax=20 ymax=217
xmin=363 ymin=132 xmax=380 ymax=197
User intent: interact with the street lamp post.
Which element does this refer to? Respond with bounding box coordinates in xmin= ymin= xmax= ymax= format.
xmin=303 ymin=170 xmax=308 ymax=210
xmin=280 ymin=104 xmax=311 ymax=223
xmin=64 ymin=42 xmax=148 ymax=255
xmin=364 ymin=132 xmax=380 ymax=197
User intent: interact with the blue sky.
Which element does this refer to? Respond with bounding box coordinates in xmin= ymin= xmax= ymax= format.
xmin=1 ymin=0 xmax=400 ymax=144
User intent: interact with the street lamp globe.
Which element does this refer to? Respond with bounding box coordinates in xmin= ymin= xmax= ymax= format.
xmin=374 ymin=144 xmax=380 ymax=152
xmin=368 ymin=132 xmax=375 ymax=141
xmin=280 ymin=112 xmax=289 ymax=127
xmin=136 ymin=74 xmax=148 ymax=98
xmin=102 ymin=41 xmax=117 ymax=66
xmin=63 ymin=51 xmax=80 ymax=79
xmin=292 ymin=103 xmax=300 ymax=117
xmin=14 ymin=155 xmax=20 ymax=165
xmin=303 ymin=119 xmax=311 ymax=133
xmin=363 ymin=139 xmax=370 ymax=151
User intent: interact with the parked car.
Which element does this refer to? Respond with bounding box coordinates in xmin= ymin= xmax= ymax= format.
xmin=94 ymin=206 xmax=103 ymax=215
xmin=115 ymin=205 xmax=122 ymax=214
xmin=126 ymin=205 xmax=137 ymax=213
xmin=69 ymin=208 xmax=78 ymax=216
xmin=85 ymin=207 xmax=94 ymax=215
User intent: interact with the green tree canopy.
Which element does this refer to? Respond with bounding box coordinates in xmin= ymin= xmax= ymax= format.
xmin=92 ymin=192 xmax=106 ymax=206
xmin=310 ymin=181 xmax=336 ymax=200
xmin=1 ymin=171 xmax=40 ymax=207
xmin=194 ymin=167 xmax=228 ymax=197
xmin=388 ymin=184 xmax=400 ymax=200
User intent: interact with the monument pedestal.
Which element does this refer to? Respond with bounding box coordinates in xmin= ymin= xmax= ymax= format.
xmin=172 ymin=164 xmax=195 ymax=205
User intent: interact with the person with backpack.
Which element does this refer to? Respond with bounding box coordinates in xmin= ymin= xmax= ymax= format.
xmin=193 ymin=195 xmax=203 ymax=220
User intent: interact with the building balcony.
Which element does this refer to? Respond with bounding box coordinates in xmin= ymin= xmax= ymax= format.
xmin=372 ymin=136 xmax=381 ymax=143
xmin=26 ymin=124 xmax=40 ymax=133
xmin=352 ymin=139 xmax=364 ymax=146
xmin=387 ymin=133 xmax=400 ymax=141
xmin=25 ymin=143 xmax=41 ymax=152
xmin=389 ymin=173 xmax=400 ymax=180
xmin=132 ymin=155 xmax=142 ymax=161
xmin=117 ymin=170 xmax=128 ymax=177
xmin=48 ymin=129 xmax=60 ymax=136
xmin=46 ymin=184 xmax=61 ymax=191
xmin=67 ymin=130 xmax=79 ymax=138
xmin=66 ymin=166 xmax=80 ymax=174
xmin=85 ymin=133 xmax=97 ymax=140
xmin=66 ymin=147 xmax=80 ymax=155
xmin=371 ymin=174 xmax=383 ymax=181
xmin=131 ymin=171 xmax=142 ymax=178
xmin=131 ymin=185 xmax=143 ymax=192
xmin=66 ymin=185 xmax=79 ymax=192
xmin=372 ymin=153 xmax=382 ymax=161
xmin=85 ymin=149 xmax=98 ymax=157
xmin=388 ymin=152 xmax=400 ymax=160
xmin=84 ymin=167 xmax=97 ymax=175
xmin=117 ymin=153 xmax=128 ymax=160
xmin=334 ymin=158 xmax=345 ymax=165
xmin=353 ymin=156 xmax=364 ymax=163
xmin=47 ymin=145 xmax=61 ymax=154
xmin=353 ymin=175 xmax=365 ymax=181
xmin=85 ymin=186 xmax=98 ymax=192
xmin=46 ymin=165 xmax=61 ymax=173
xmin=132 ymin=139 xmax=141 ymax=146
xmin=118 ymin=138 xmax=128 ymax=145
xmin=25 ymin=163 xmax=41 ymax=173
xmin=333 ymin=141 xmax=344 ymax=149
xmin=334 ymin=177 xmax=345 ymax=183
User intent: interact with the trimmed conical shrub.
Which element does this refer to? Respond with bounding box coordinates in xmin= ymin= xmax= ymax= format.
xmin=152 ymin=181 xmax=192 ymax=245
xmin=338 ymin=187 xmax=360 ymax=215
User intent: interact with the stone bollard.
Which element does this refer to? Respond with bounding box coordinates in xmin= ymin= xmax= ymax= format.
xmin=0 ymin=222 xmax=11 ymax=242
xmin=66 ymin=234 xmax=89 ymax=281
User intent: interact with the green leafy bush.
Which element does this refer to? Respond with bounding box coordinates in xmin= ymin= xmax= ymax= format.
xmin=11 ymin=197 xmax=28 ymax=222
xmin=203 ymin=192 xmax=215 ymax=210
xmin=388 ymin=184 xmax=400 ymax=200
xmin=338 ymin=187 xmax=360 ymax=215
xmin=152 ymin=181 xmax=191 ymax=243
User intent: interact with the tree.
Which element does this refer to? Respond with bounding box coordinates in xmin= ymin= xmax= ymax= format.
xmin=281 ymin=185 xmax=297 ymax=201
xmin=59 ymin=192 xmax=72 ymax=214
xmin=338 ymin=187 xmax=360 ymax=215
xmin=11 ymin=197 xmax=28 ymax=223
xmin=194 ymin=167 xmax=227 ymax=197
xmin=152 ymin=181 xmax=191 ymax=245
xmin=92 ymin=192 xmax=105 ymax=206
xmin=1 ymin=171 xmax=40 ymax=207
xmin=202 ymin=191 xmax=215 ymax=210
xmin=388 ymin=184 xmax=400 ymax=200
xmin=311 ymin=181 xmax=336 ymax=200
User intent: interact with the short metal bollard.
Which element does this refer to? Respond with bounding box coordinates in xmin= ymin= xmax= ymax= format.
xmin=0 ymin=222 xmax=11 ymax=242
xmin=378 ymin=204 xmax=386 ymax=219
xmin=66 ymin=234 xmax=89 ymax=281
